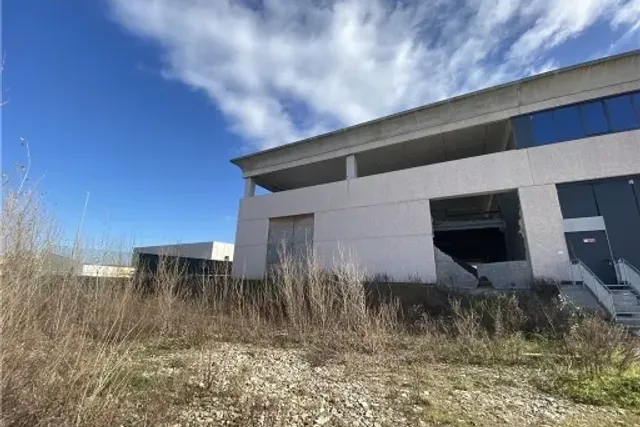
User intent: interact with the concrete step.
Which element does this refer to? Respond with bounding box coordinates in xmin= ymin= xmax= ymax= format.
xmin=617 ymin=317 xmax=640 ymax=327
xmin=612 ymin=291 xmax=639 ymax=298
xmin=613 ymin=300 xmax=640 ymax=306
xmin=613 ymin=297 xmax=640 ymax=304
xmin=614 ymin=305 xmax=640 ymax=313
xmin=616 ymin=313 xmax=640 ymax=319
xmin=607 ymin=284 xmax=633 ymax=291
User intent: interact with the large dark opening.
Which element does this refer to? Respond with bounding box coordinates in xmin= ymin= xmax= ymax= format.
xmin=431 ymin=190 xmax=526 ymax=264
xmin=434 ymin=228 xmax=507 ymax=263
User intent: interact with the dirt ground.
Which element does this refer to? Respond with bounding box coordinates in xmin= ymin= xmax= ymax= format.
xmin=119 ymin=341 xmax=640 ymax=427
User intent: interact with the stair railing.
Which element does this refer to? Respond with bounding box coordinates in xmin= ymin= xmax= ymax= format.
xmin=615 ymin=258 xmax=640 ymax=296
xmin=572 ymin=260 xmax=616 ymax=318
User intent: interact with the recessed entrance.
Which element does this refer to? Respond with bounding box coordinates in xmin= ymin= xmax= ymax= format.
xmin=431 ymin=190 xmax=526 ymax=264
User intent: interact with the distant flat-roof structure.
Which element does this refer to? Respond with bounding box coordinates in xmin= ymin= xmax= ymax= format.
xmin=133 ymin=241 xmax=234 ymax=278
xmin=134 ymin=241 xmax=234 ymax=262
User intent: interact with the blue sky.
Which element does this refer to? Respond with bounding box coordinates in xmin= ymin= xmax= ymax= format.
xmin=3 ymin=0 xmax=640 ymax=249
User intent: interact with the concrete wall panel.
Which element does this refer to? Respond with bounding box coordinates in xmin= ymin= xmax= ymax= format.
xmin=347 ymin=149 xmax=533 ymax=207
xmin=238 ymin=181 xmax=349 ymax=221
xmin=314 ymin=200 xmax=432 ymax=241
xmin=231 ymin=245 xmax=267 ymax=279
xmin=314 ymin=235 xmax=436 ymax=282
xmin=234 ymin=219 xmax=269 ymax=246
xmin=518 ymin=55 xmax=640 ymax=106
xmin=527 ymin=132 xmax=640 ymax=185
xmin=519 ymin=80 xmax=640 ymax=115
xmin=519 ymin=185 xmax=572 ymax=281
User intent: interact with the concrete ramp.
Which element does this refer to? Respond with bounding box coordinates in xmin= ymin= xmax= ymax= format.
xmin=559 ymin=284 xmax=605 ymax=314
xmin=434 ymin=247 xmax=478 ymax=289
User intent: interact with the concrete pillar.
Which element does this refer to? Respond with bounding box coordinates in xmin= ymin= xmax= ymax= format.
xmin=244 ymin=178 xmax=256 ymax=198
xmin=346 ymin=155 xmax=358 ymax=180
xmin=519 ymin=185 xmax=571 ymax=282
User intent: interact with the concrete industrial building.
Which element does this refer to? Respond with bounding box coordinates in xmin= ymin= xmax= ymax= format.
xmin=230 ymin=52 xmax=640 ymax=326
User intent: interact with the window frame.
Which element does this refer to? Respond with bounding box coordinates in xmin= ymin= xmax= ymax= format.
xmin=578 ymin=100 xmax=610 ymax=137
xmin=602 ymin=94 xmax=640 ymax=132
xmin=552 ymin=105 xmax=585 ymax=142
xmin=631 ymin=93 xmax=640 ymax=122
xmin=530 ymin=110 xmax=557 ymax=146
xmin=513 ymin=89 xmax=640 ymax=149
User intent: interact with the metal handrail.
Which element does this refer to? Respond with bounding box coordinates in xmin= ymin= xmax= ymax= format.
xmin=615 ymin=258 xmax=640 ymax=296
xmin=572 ymin=260 xmax=616 ymax=318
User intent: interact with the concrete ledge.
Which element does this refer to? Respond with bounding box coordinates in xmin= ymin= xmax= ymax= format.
xmin=234 ymin=52 xmax=640 ymax=176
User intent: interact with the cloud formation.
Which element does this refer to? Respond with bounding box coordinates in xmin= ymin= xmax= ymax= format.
xmin=110 ymin=0 xmax=640 ymax=150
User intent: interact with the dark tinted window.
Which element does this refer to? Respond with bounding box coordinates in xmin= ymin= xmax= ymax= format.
xmin=531 ymin=111 xmax=556 ymax=145
xmin=580 ymin=101 xmax=609 ymax=136
xmin=632 ymin=93 xmax=640 ymax=120
xmin=511 ymin=116 xmax=533 ymax=148
xmin=605 ymin=95 xmax=640 ymax=131
xmin=511 ymin=90 xmax=640 ymax=150
xmin=553 ymin=105 xmax=584 ymax=141
xmin=557 ymin=183 xmax=599 ymax=218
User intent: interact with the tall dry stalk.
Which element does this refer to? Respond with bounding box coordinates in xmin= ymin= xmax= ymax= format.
xmin=1 ymin=190 xmax=133 ymax=426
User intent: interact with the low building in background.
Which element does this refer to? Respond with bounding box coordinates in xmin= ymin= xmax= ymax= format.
xmin=133 ymin=241 xmax=234 ymax=279
xmin=81 ymin=264 xmax=135 ymax=278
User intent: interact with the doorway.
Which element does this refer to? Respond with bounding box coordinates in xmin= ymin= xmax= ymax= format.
xmin=565 ymin=230 xmax=617 ymax=284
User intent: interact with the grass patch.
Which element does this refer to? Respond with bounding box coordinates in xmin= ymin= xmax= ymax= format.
xmin=547 ymin=365 xmax=640 ymax=409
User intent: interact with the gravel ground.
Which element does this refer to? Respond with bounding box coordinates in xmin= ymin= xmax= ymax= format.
xmin=130 ymin=342 xmax=639 ymax=427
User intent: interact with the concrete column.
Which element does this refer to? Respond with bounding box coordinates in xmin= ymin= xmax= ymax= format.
xmin=519 ymin=185 xmax=571 ymax=282
xmin=346 ymin=155 xmax=358 ymax=180
xmin=244 ymin=177 xmax=256 ymax=198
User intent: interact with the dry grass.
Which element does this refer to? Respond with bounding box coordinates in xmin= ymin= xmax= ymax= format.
xmin=2 ymin=188 xmax=639 ymax=426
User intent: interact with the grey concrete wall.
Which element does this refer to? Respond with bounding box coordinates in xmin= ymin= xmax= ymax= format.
xmin=314 ymin=200 xmax=436 ymax=281
xmin=231 ymin=244 xmax=267 ymax=279
xmin=233 ymin=131 xmax=640 ymax=280
xmin=315 ymin=236 xmax=436 ymax=282
xmin=519 ymin=185 xmax=572 ymax=281
xmin=476 ymin=261 xmax=532 ymax=289
xmin=236 ymin=53 xmax=640 ymax=177
xmin=232 ymin=218 xmax=269 ymax=278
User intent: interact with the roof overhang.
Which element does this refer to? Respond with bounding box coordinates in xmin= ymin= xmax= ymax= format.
xmin=231 ymin=51 xmax=640 ymax=179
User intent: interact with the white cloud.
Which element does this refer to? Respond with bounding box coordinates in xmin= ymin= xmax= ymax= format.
xmin=109 ymin=0 xmax=640 ymax=150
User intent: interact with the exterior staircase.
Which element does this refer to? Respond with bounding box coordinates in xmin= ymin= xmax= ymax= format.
xmin=568 ymin=259 xmax=640 ymax=333
xmin=613 ymin=259 xmax=640 ymax=330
